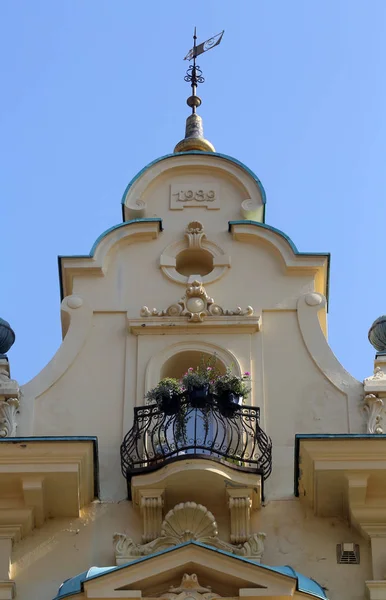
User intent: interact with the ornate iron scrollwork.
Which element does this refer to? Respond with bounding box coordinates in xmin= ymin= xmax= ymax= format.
xmin=120 ymin=398 xmax=272 ymax=485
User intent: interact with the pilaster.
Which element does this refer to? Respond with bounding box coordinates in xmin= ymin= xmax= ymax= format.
xmin=227 ymin=488 xmax=252 ymax=543
xmin=139 ymin=489 xmax=164 ymax=543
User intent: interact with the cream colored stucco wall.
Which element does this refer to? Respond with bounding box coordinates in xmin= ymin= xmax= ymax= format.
xmin=11 ymin=501 xmax=371 ymax=600
xmin=13 ymin=153 xmax=366 ymax=600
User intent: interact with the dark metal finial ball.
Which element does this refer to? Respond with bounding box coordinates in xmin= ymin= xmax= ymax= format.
xmin=368 ymin=316 xmax=386 ymax=352
xmin=0 ymin=318 xmax=15 ymax=355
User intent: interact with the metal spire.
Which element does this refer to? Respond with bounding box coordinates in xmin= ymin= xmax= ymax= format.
xmin=184 ymin=27 xmax=205 ymax=115
xmin=174 ymin=28 xmax=224 ymax=154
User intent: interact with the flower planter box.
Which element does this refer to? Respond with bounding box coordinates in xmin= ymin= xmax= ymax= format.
xmin=216 ymin=392 xmax=243 ymax=416
xmin=157 ymin=393 xmax=180 ymax=416
xmin=187 ymin=384 xmax=212 ymax=409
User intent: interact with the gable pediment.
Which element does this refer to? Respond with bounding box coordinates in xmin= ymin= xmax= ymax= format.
xmin=76 ymin=543 xmax=297 ymax=600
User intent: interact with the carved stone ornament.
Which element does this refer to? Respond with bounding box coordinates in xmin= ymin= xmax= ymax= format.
xmin=366 ymin=366 xmax=386 ymax=382
xmin=141 ymin=281 xmax=254 ymax=323
xmin=113 ymin=502 xmax=265 ymax=564
xmin=184 ymin=221 xmax=206 ymax=249
xmin=0 ymin=368 xmax=20 ymax=395
xmin=0 ymin=397 xmax=20 ymax=437
xmin=363 ymin=394 xmax=384 ymax=434
xmin=0 ymin=365 xmax=20 ymax=437
xmin=156 ymin=573 xmax=220 ymax=600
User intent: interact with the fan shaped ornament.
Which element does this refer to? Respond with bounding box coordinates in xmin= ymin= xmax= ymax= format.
xmin=113 ymin=502 xmax=265 ymax=563
xmin=161 ymin=502 xmax=218 ymax=541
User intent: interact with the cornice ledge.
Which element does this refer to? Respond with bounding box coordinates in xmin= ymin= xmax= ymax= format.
xmin=128 ymin=316 xmax=261 ymax=336
xmin=298 ymin=437 xmax=386 ymax=539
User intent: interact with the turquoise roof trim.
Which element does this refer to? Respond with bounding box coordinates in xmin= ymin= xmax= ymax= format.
xmin=228 ymin=220 xmax=331 ymax=306
xmin=88 ymin=218 xmax=162 ymax=256
xmin=57 ymin=218 xmax=163 ymax=300
xmin=53 ymin=541 xmax=327 ymax=600
xmin=120 ymin=152 xmax=267 ymax=222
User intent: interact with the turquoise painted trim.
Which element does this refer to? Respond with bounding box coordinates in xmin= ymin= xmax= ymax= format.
xmin=57 ymin=218 xmax=163 ymax=300
xmin=294 ymin=433 xmax=386 ymax=497
xmin=53 ymin=540 xmax=326 ymax=600
xmin=0 ymin=436 xmax=100 ymax=500
xmin=120 ymin=152 xmax=267 ymax=222
xmin=228 ymin=220 xmax=331 ymax=305
xmin=88 ymin=218 xmax=162 ymax=256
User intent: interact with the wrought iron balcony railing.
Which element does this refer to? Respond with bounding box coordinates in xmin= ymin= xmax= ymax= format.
xmin=120 ymin=397 xmax=272 ymax=487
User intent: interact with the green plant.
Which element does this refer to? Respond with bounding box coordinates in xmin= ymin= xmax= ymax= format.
xmin=145 ymin=378 xmax=183 ymax=404
xmin=213 ymin=368 xmax=251 ymax=399
xmin=145 ymin=378 xmax=187 ymax=445
xmin=181 ymin=355 xmax=219 ymax=390
xmin=175 ymin=408 xmax=188 ymax=445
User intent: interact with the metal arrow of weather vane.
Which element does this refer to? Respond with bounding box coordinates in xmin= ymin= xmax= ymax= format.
xmin=183 ymin=28 xmax=224 ymax=113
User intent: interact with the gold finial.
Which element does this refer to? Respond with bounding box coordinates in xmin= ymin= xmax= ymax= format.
xmin=174 ymin=28 xmax=224 ymax=154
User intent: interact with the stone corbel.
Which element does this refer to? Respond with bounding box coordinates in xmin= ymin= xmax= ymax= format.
xmin=227 ymin=488 xmax=252 ymax=543
xmin=139 ymin=489 xmax=164 ymax=543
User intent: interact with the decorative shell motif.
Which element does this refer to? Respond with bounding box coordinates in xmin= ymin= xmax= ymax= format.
xmin=161 ymin=502 xmax=218 ymax=542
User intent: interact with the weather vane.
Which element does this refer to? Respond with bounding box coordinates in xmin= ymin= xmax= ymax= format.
xmin=183 ymin=28 xmax=224 ymax=114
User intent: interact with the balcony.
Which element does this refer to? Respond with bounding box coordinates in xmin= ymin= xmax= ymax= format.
xmin=120 ymin=397 xmax=272 ymax=493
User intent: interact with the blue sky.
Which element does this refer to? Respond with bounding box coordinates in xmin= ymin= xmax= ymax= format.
xmin=1 ymin=0 xmax=386 ymax=384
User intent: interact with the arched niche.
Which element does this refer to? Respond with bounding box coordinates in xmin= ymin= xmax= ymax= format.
xmin=145 ymin=342 xmax=242 ymax=393
xmin=160 ymin=350 xmax=227 ymax=381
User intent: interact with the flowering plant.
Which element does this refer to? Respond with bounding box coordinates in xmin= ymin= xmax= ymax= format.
xmin=181 ymin=356 xmax=218 ymax=390
xmin=213 ymin=368 xmax=251 ymax=399
xmin=145 ymin=378 xmax=187 ymax=440
xmin=181 ymin=366 xmax=213 ymax=389
xmin=145 ymin=378 xmax=183 ymax=404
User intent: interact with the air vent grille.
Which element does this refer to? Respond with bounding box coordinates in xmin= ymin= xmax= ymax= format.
xmin=336 ymin=543 xmax=360 ymax=564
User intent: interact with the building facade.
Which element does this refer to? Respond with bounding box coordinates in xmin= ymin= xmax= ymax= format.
xmin=1 ymin=76 xmax=386 ymax=600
